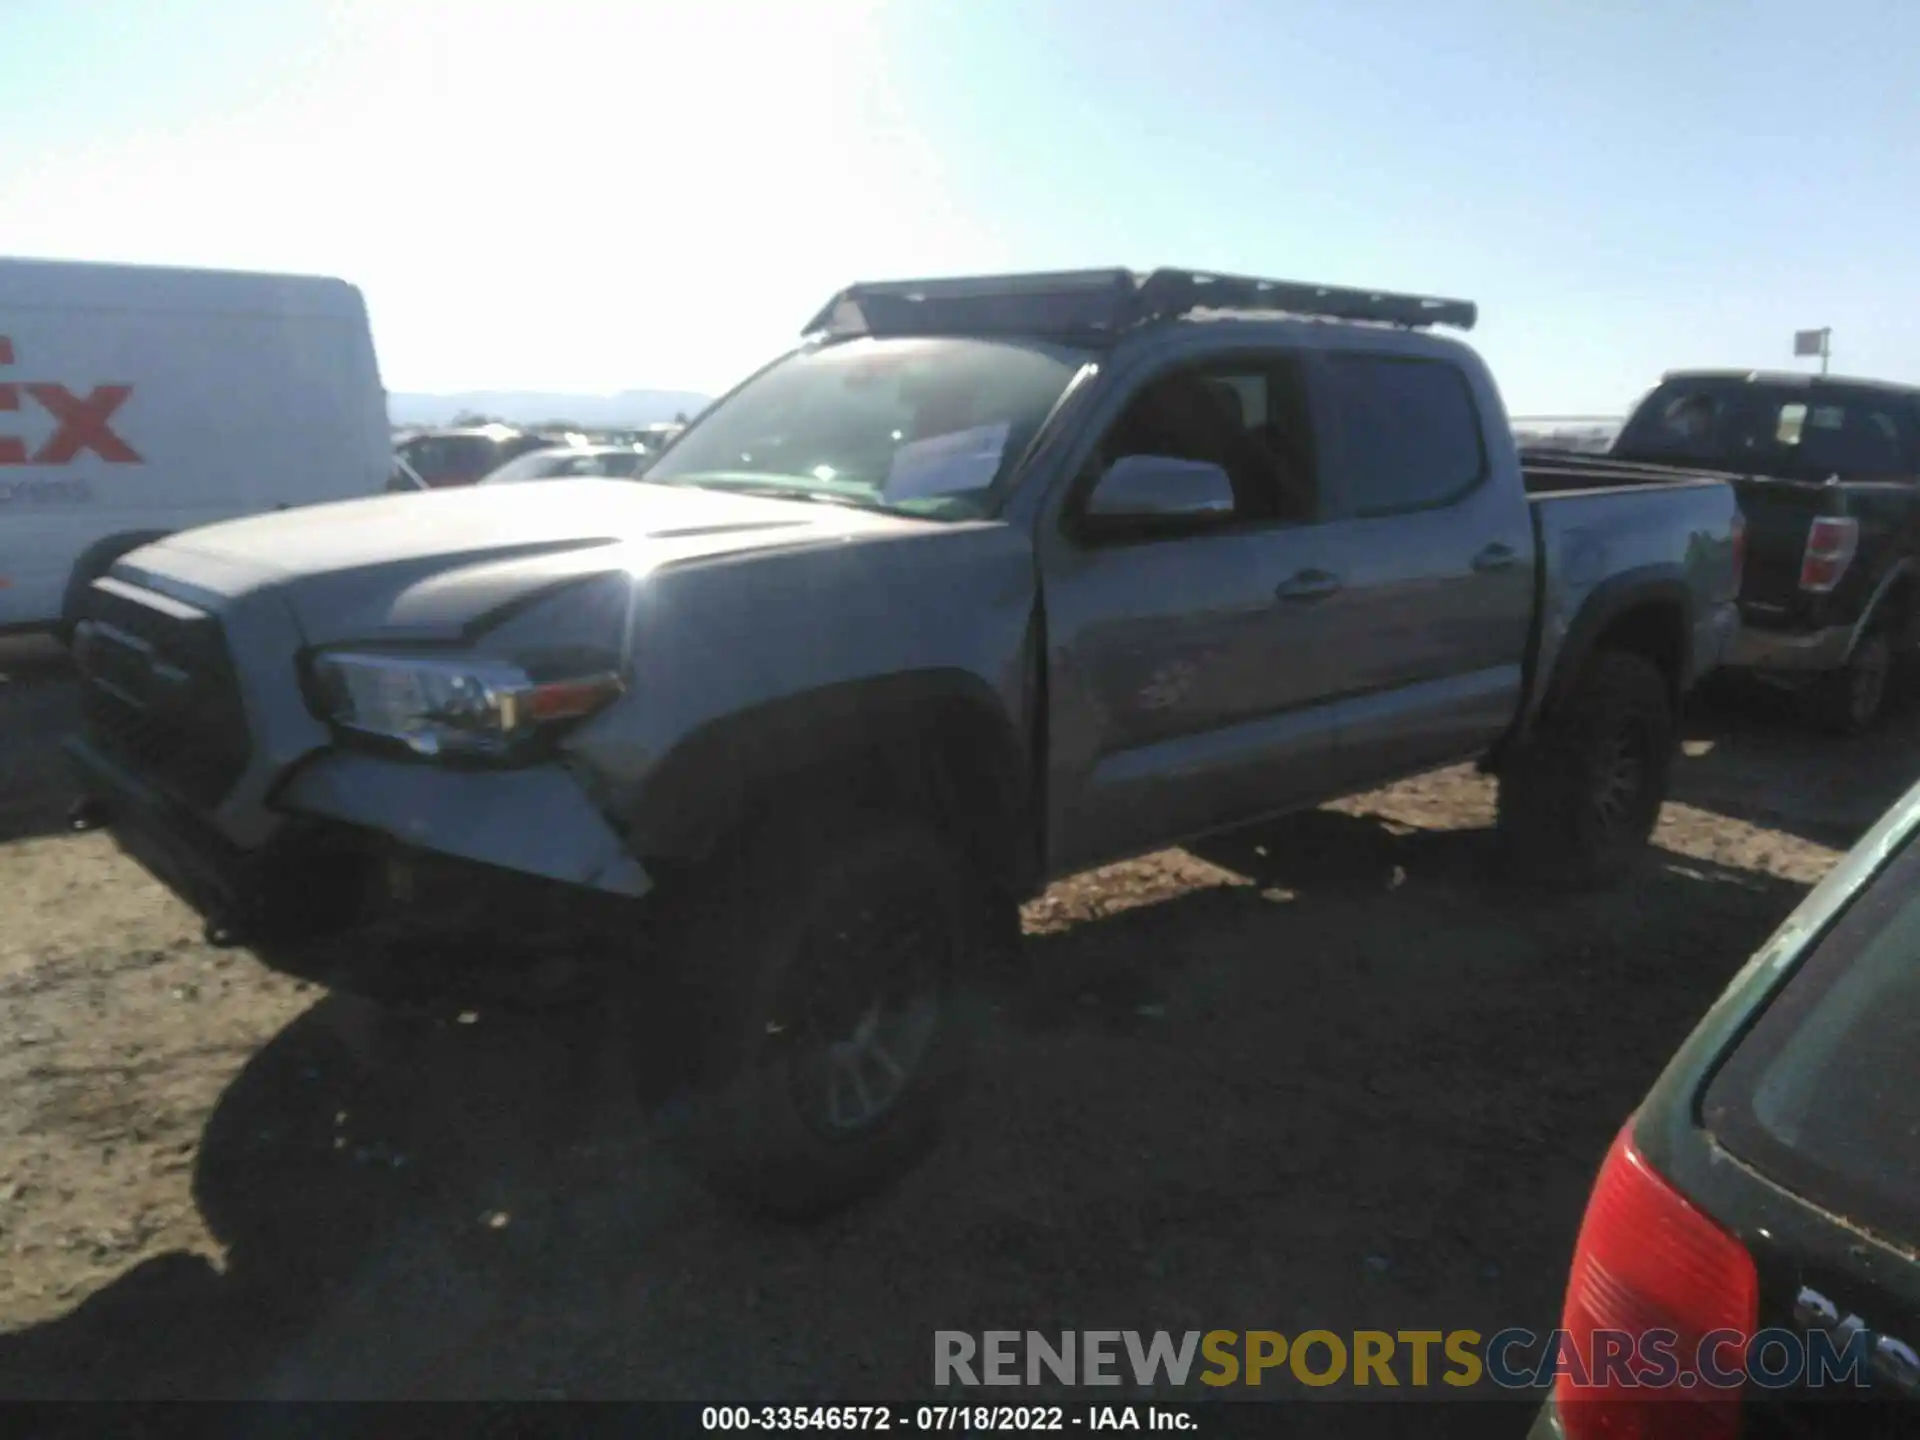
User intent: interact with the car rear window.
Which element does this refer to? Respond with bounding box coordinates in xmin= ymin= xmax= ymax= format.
xmin=402 ymin=435 xmax=502 ymax=480
xmin=1703 ymin=832 xmax=1920 ymax=1254
xmin=1615 ymin=380 xmax=1917 ymax=478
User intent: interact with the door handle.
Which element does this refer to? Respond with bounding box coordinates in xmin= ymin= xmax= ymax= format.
xmin=1472 ymin=542 xmax=1518 ymax=573
xmin=1275 ymin=568 xmax=1342 ymax=603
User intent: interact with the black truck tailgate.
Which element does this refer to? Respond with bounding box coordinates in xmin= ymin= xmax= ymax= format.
xmin=1730 ymin=474 xmax=1835 ymax=623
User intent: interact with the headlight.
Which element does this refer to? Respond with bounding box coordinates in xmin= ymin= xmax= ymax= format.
xmin=309 ymin=650 xmax=623 ymax=759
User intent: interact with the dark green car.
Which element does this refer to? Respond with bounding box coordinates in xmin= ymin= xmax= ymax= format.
xmin=1530 ymin=781 xmax=1920 ymax=1438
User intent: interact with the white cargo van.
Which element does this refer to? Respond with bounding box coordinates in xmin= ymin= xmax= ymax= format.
xmin=0 ymin=258 xmax=389 ymax=634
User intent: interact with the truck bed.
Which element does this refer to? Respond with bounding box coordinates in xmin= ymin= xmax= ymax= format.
xmin=1520 ymin=450 xmax=1744 ymax=495
xmin=1517 ymin=460 xmax=1743 ymax=729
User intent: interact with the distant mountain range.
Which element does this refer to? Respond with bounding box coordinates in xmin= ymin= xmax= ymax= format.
xmin=388 ymin=389 xmax=713 ymax=428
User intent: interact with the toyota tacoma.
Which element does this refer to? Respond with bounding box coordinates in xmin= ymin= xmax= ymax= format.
xmin=66 ymin=268 xmax=1742 ymax=1216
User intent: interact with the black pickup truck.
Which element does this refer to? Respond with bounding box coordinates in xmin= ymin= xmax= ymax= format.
xmin=1609 ymin=370 xmax=1920 ymax=733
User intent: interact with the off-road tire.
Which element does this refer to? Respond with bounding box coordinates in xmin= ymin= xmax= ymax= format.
xmin=1801 ymin=628 xmax=1892 ymax=737
xmin=1497 ymin=649 xmax=1675 ymax=889
xmin=643 ymin=813 xmax=995 ymax=1220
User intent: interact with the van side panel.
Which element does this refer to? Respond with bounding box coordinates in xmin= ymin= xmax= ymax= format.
xmin=0 ymin=264 xmax=387 ymax=631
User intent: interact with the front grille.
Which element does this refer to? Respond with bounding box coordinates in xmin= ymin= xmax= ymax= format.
xmin=73 ymin=578 xmax=252 ymax=811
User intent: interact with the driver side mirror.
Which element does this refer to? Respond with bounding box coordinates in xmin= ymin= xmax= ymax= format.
xmin=1079 ymin=454 xmax=1235 ymax=539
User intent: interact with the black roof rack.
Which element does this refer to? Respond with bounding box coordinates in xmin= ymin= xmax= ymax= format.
xmin=802 ymin=267 xmax=1476 ymax=340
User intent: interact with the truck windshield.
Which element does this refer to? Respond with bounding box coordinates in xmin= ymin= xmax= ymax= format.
xmin=641 ymin=336 xmax=1088 ymax=518
xmin=1614 ymin=379 xmax=1916 ymax=479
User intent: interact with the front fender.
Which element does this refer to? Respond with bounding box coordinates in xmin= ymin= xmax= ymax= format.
xmin=620 ymin=668 xmax=1033 ymax=872
xmin=277 ymin=751 xmax=650 ymax=896
xmin=563 ymin=519 xmax=1041 ymax=859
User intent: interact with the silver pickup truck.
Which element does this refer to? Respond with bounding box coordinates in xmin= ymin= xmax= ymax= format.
xmin=64 ymin=269 xmax=1741 ymax=1216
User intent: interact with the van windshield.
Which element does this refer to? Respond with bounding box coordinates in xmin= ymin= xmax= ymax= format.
xmin=641 ymin=336 xmax=1087 ymax=518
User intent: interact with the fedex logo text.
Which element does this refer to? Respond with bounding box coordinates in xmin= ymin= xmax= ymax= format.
xmin=0 ymin=336 xmax=141 ymax=466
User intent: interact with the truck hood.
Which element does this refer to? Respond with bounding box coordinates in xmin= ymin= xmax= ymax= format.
xmin=131 ymin=478 xmax=940 ymax=643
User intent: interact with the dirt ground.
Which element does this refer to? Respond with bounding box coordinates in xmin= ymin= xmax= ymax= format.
xmin=2 ymin=631 xmax=1915 ymax=1406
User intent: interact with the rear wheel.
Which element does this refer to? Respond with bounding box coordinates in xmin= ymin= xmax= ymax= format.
xmin=1802 ymin=628 xmax=1891 ymax=736
xmin=644 ymin=813 xmax=994 ymax=1219
xmin=1497 ymin=649 xmax=1675 ymax=889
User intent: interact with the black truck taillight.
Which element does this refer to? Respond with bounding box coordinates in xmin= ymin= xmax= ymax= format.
xmin=1800 ymin=516 xmax=1859 ymax=593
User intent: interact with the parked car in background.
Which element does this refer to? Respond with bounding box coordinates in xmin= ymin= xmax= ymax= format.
xmin=1532 ymin=772 xmax=1920 ymax=1440
xmin=639 ymin=420 xmax=686 ymax=453
xmin=478 ymin=444 xmax=652 ymax=484
xmin=1610 ymin=371 xmax=1920 ymax=733
xmin=394 ymin=424 xmax=551 ymax=489
xmin=0 ymin=258 xmax=389 ymax=637
xmin=64 ymin=268 xmax=1740 ymax=1218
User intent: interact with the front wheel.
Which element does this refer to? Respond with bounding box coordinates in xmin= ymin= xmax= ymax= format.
xmin=644 ymin=814 xmax=993 ymax=1220
xmin=1497 ymin=650 xmax=1675 ymax=889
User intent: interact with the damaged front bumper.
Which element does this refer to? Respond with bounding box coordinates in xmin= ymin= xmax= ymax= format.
xmin=64 ymin=735 xmax=654 ymax=997
xmin=276 ymin=749 xmax=651 ymax=898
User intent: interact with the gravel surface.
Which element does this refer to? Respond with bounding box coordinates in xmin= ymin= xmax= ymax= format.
xmin=3 ymin=633 xmax=1916 ymax=1405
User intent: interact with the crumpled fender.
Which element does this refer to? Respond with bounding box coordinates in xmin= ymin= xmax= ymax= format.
xmin=277 ymin=751 xmax=650 ymax=896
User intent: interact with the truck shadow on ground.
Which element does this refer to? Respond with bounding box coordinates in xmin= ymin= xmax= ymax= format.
xmin=0 ymin=808 xmax=1812 ymax=1407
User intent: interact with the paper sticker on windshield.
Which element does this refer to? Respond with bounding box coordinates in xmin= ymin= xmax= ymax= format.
xmin=884 ymin=422 xmax=1010 ymax=501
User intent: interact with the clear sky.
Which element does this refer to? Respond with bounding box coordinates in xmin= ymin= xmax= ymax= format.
xmin=3 ymin=0 xmax=1915 ymax=414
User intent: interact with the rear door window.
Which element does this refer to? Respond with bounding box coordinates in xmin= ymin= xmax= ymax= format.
xmin=1704 ymin=832 xmax=1920 ymax=1254
xmin=1319 ymin=354 xmax=1487 ymax=517
xmin=1791 ymin=400 xmax=1910 ymax=474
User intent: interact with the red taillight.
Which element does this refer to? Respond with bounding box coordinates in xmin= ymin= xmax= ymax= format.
xmin=1729 ymin=514 xmax=1747 ymax=597
xmin=1799 ymin=516 xmax=1859 ymax=593
xmin=1556 ymin=1123 xmax=1758 ymax=1440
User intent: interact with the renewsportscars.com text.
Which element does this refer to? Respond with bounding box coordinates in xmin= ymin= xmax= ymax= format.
xmin=934 ymin=1328 xmax=1875 ymax=1391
